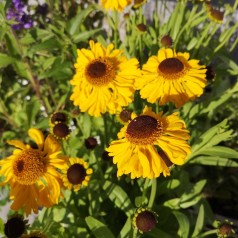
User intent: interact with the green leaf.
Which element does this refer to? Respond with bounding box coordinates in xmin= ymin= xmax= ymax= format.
xmin=0 ymin=217 xmax=4 ymax=235
xmin=72 ymin=28 xmax=102 ymax=43
xmin=187 ymin=37 xmax=198 ymax=50
xmin=179 ymin=180 xmax=206 ymax=208
xmin=163 ymin=198 xmax=180 ymax=209
xmin=102 ymin=180 xmax=134 ymax=216
xmin=189 ymin=156 xmax=238 ymax=167
xmin=25 ymin=99 xmax=40 ymax=128
xmin=191 ymin=204 xmax=205 ymax=238
xmin=135 ymin=196 xmax=148 ymax=207
xmin=53 ymin=207 xmax=67 ymax=222
xmin=157 ymin=179 xmax=181 ymax=196
xmin=149 ymin=228 xmax=173 ymax=238
xmin=85 ymin=216 xmax=115 ymax=238
xmin=190 ymin=119 xmax=232 ymax=155
xmin=29 ymin=38 xmax=61 ymax=54
xmin=173 ymin=211 xmax=190 ymax=238
xmin=117 ymin=217 xmax=132 ymax=238
xmin=67 ymin=6 xmax=95 ymax=36
xmin=0 ymin=53 xmax=15 ymax=68
xmin=197 ymin=146 xmax=238 ymax=159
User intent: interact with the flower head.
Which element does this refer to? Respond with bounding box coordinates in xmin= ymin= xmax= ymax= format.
xmin=217 ymin=220 xmax=235 ymax=238
xmin=61 ymin=158 xmax=93 ymax=192
xmin=100 ymin=0 xmax=132 ymax=12
xmin=135 ymin=48 xmax=207 ymax=108
xmin=70 ymin=40 xmax=140 ymax=117
xmin=117 ymin=109 xmax=132 ymax=124
xmin=85 ymin=137 xmax=98 ymax=149
xmin=133 ymin=208 xmax=158 ymax=233
xmin=50 ymin=112 xmax=68 ymax=125
xmin=50 ymin=122 xmax=71 ymax=140
xmin=106 ymin=106 xmax=191 ymax=178
xmin=205 ymin=3 xmax=224 ymax=24
xmin=0 ymin=128 xmax=67 ymax=215
xmin=4 ymin=214 xmax=28 ymax=238
xmin=160 ymin=35 xmax=173 ymax=48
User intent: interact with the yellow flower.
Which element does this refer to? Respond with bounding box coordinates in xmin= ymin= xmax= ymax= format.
xmin=205 ymin=3 xmax=224 ymax=24
xmin=0 ymin=128 xmax=67 ymax=215
xmin=70 ymin=40 xmax=140 ymax=117
xmin=106 ymin=107 xmax=191 ymax=179
xmin=100 ymin=0 xmax=132 ymax=11
xmin=135 ymin=48 xmax=207 ymax=108
xmin=61 ymin=158 xmax=93 ymax=192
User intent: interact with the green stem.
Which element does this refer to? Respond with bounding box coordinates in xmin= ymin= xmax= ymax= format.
xmin=10 ymin=29 xmax=49 ymax=114
xmin=0 ymin=99 xmax=18 ymax=128
xmin=103 ymin=113 xmax=109 ymax=146
xmin=112 ymin=11 xmax=119 ymax=48
xmin=132 ymin=228 xmax=138 ymax=238
xmin=148 ymin=178 xmax=157 ymax=208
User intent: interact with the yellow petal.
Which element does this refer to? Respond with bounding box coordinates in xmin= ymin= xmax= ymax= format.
xmin=7 ymin=140 xmax=26 ymax=150
xmin=28 ymin=128 xmax=44 ymax=150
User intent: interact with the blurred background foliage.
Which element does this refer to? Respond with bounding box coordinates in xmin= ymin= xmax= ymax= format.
xmin=0 ymin=0 xmax=238 ymax=237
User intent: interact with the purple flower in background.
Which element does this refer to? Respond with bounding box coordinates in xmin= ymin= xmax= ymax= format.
xmin=6 ymin=0 xmax=33 ymax=30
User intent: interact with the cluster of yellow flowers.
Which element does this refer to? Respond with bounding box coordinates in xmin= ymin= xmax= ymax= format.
xmin=0 ymin=0 xmax=215 ymax=218
xmin=0 ymin=127 xmax=92 ymax=215
xmin=71 ymin=40 xmax=207 ymax=179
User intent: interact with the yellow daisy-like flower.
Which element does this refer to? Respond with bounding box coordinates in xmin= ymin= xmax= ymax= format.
xmin=61 ymin=158 xmax=93 ymax=192
xmin=106 ymin=106 xmax=191 ymax=179
xmin=205 ymin=3 xmax=224 ymax=24
xmin=70 ymin=40 xmax=140 ymax=117
xmin=100 ymin=0 xmax=132 ymax=12
xmin=0 ymin=128 xmax=67 ymax=215
xmin=135 ymin=48 xmax=207 ymax=108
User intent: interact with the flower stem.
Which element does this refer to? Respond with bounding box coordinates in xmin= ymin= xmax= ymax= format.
xmin=103 ymin=113 xmax=109 ymax=146
xmin=148 ymin=178 xmax=157 ymax=208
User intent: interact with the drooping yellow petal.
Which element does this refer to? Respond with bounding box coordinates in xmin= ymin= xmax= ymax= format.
xmin=28 ymin=128 xmax=44 ymax=150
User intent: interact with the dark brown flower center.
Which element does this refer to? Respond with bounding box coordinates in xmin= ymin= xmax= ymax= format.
xmin=87 ymin=61 xmax=106 ymax=78
xmin=126 ymin=115 xmax=163 ymax=145
xmin=85 ymin=137 xmax=98 ymax=150
xmin=85 ymin=58 xmax=116 ymax=86
xmin=210 ymin=8 xmax=224 ymax=21
xmin=136 ymin=211 xmax=157 ymax=232
xmin=51 ymin=112 xmax=67 ymax=124
xmin=159 ymin=58 xmax=184 ymax=74
xmin=67 ymin=164 xmax=86 ymax=185
xmin=119 ymin=109 xmax=132 ymax=123
xmin=53 ymin=123 xmax=70 ymax=139
xmin=17 ymin=160 xmax=24 ymax=172
xmin=13 ymin=149 xmax=45 ymax=185
xmin=161 ymin=35 xmax=173 ymax=47
xmin=4 ymin=217 xmax=26 ymax=238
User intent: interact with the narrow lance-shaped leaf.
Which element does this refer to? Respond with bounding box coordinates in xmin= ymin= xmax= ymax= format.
xmin=191 ymin=204 xmax=205 ymax=238
xmin=102 ymin=180 xmax=134 ymax=216
xmin=85 ymin=216 xmax=115 ymax=238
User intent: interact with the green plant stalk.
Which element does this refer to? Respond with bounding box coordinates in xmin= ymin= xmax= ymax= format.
xmin=103 ymin=113 xmax=109 ymax=146
xmin=0 ymin=98 xmax=18 ymax=128
xmin=10 ymin=29 xmax=50 ymax=114
xmin=132 ymin=228 xmax=138 ymax=238
xmin=112 ymin=11 xmax=119 ymax=48
xmin=148 ymin=178 xmax=157 ymax=208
